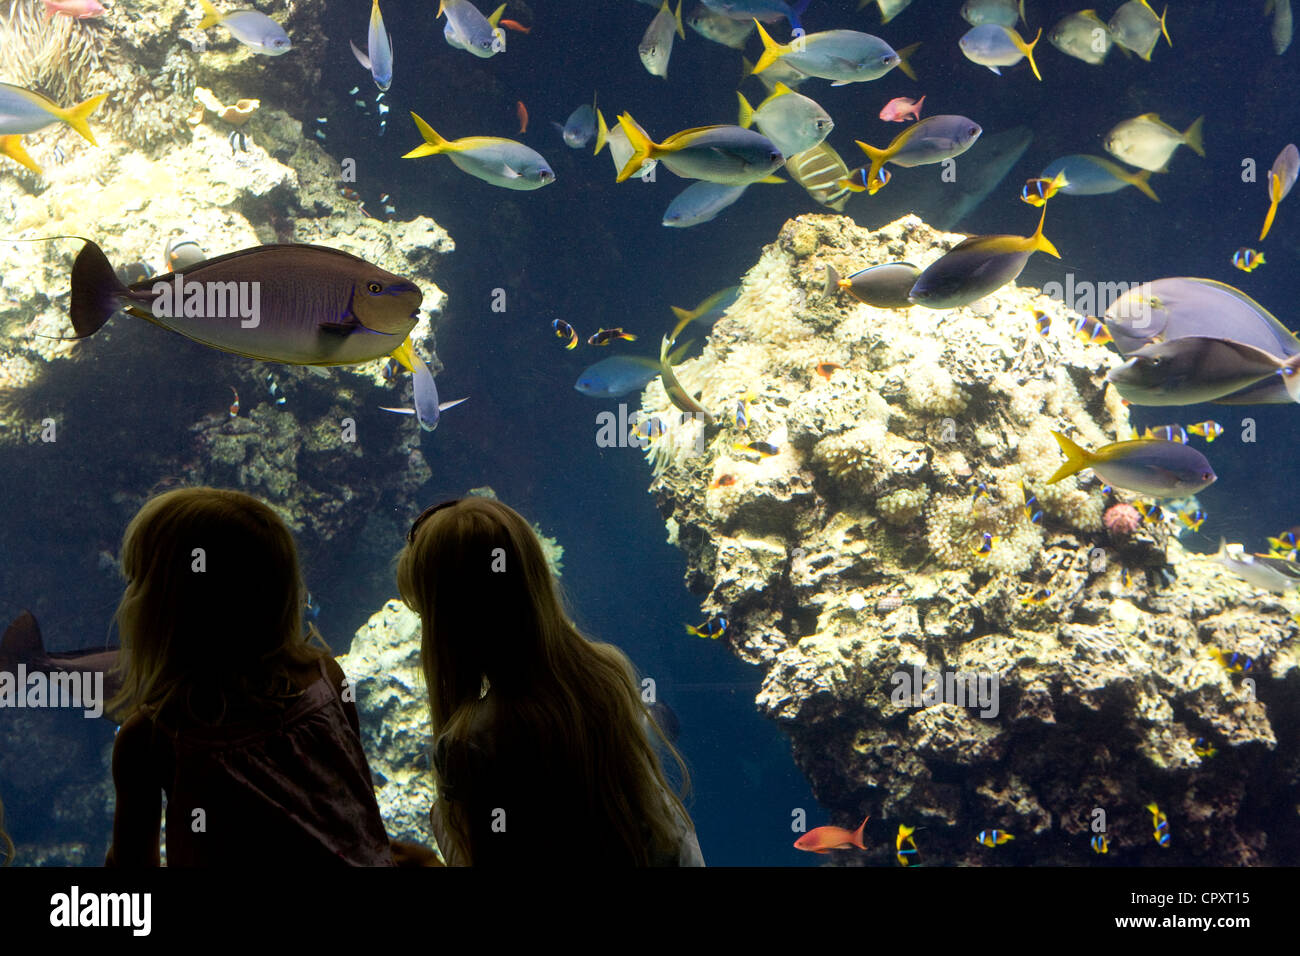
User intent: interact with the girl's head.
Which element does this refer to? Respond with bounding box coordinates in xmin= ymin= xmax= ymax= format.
xmin=395 ymin=496 xmax=559 ymax=727
xmin=111 ymin=487 xmax=315 ymax=717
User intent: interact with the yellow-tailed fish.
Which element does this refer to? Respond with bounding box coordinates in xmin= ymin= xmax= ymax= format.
xmin=350 ymin=0 xmax=393 ymax=91
xmin=752 ymin=21 xmax=919 ymax=85
xmin=1109 ymin=0 xmax=1169 ymax=61
xmin=1038 ymin=155 xmax=1159 ymax=202
xmin=855 ymin=115 xmax=982 ymax=194
xmin=1259 ymin=144 xmax=1298 ymax=241
xmin=1048 ymin=431 xmax=1216 ymax=497
xmin=1144 ymin=802 xmax=1171 ymax=846
xmin=614 ymin=113 xmax=783 ymax=186
xmin=959 ymin=24 xmax=1043 ymax=81
xmin=659 ymin=333 xmax=714 ymax=423
xmin=196 ymin=0 xmax=291 ymax=54
xmin=736 ymin=83 xmax=833 ymax=158
xmin=908 ymin=205 xmax=1059 ymax=309
xmin=403 ymin=113 xmax=555 ymax=190
xmin=638 ymin=0 xmax=685 ymax=79
xmin=1049 ymin=10 xmax=1116 ymax=64
xmin=0 ymin=83 xmax=107 ymax=173
xmin=439 ymin=0 xmax=507 ymax=58
xmin=823 ymin=262 xmax=919 ymax=309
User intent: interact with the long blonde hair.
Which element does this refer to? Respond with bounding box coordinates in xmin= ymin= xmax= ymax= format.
xmin=0 ymin=792 xmax=13 ymax=865
xmin=109 ymin=487 xmax=325 ymax=722
xmin=395 ymin=497 xmax=691 ymax=865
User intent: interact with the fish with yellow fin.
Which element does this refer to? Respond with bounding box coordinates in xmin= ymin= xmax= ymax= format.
xmin=1259 ymin=144 xmax=1298 ymax=241
xmin=1020 ymin=171 xmax=1068 ymax=206
xmin=909 ymin=206 xmax=1060 ymax=309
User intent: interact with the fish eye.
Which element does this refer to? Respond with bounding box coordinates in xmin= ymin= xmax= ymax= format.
xmin=968 ymin=127 xmax=978 ymax=137
xmin=1202 ymin=472 xmax=1212 ymax=481
xmin=367 ymin=281 xmax=383 ymax=294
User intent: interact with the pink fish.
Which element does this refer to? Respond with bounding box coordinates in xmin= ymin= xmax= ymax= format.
xmin=42 ymin=0 xmax=106 ymax=19
xmin=879 ymin=95 xmax=925 ymax=123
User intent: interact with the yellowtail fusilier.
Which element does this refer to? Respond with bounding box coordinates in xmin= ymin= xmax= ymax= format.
xmin=1048 ymin=432 xmax=1216 ymax=497
xmin=350 ymin=0 xmax=393 ymax=91
xmin=752 ymin=22 xmax=919 ymax=85
xmin=1104 ymin=113 xmax=1204 ymax=172
xmin=959 ymin=25 xmax=1043 ymax=80
xmin=403 ymin=113 xmax=555 ymax=189
xmin=1260 ymin=143 xmax=1299 ymax=240
xmin=961 ymin=0 xmax=1024 ymax=28
xmin=868 ymin=0 xmax=914 ymax=25
xmin=595 ymin=114 xmax=655 ymax=180
xmin=639 ymin=0 xmax=686 ymax=78
xmin=908 ymin=206 xmax=1059 ymax=309
xmin=439 ymin=0 xmax=506 ymax=57
xmin=1049 ymin=10 xmax=1116 ymax=65
xmin=786 ymin=141 xmax=852 ymax=210
xmin=687 ymin=4 xmax=754 ymax=48
xmin=855 ymin=115 xmax=983 ymax=194
xmin=1039 ymin=155 xmax=1159 ymax=201
xmin=1107 ymin=336 xmax=1300 ymax=405
xmin=1108 ymin=0 xmax=1169 ymax=61
xmin=0 ymin=82 xmax=107 ymax=174
xmin=614 ymin=114 xmax=783 ymax=185
xmin=823 ymin=262 xmax=920 ymax=309
xmin=736 ymin=83 xmax=832 ymax=158
xmin=196 ymin=0 xmax=290 ymax=54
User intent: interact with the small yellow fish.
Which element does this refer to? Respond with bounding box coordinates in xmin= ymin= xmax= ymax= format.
xmin=976 ymin=830 xmax=1014 ymax=846
xmin=1020 ymin=171 xmax=1068 ymax=206
xmin=971 ymin=531 xmax=998 ymax=555
xmin=896 ymin=823 xmax=919 ymax=866
xmin=1232 ymin=248 xmax=1265 ymax=273
xmin=1144 ymin=802 xmax=1170 ymax=847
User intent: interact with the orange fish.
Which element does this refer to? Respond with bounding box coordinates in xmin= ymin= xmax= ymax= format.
xmin=815 ymin=362 xmax=841 ymax=380
xmin=710 ymin=474 xmax=736 ymax=489
xmin=794 ymin=814 xmax=869 ymax=853
xmin=228 ymin=386 xmax=239 ymax=417
xmin=500 ymin=18 xmax=530 ymax=33
xmin=516 ymin=100 xmax=528 ymax=134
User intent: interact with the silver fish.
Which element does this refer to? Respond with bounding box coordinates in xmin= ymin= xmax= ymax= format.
xmin=197 ymin=0 xmax=290 ymax=55
xmin=686 ymin=3 xmax=753 ymax=48
xmin=1104 ymin=113 xmax=1204 ymax=172
xmin=736 ymin=83 xmax=832 ymax=158
xmin=961 ymin=0 xmax=1024 ymax=28
xmin=1213 ymin=539 xmax=1300 ymax=593
xmin=1108 ymin=0 xmax=1170 ymax=60
xmin=639 ymin=0 xmax=685 ymax=78
xmin=440 ymin=0 xmax=505 ymax=58
xmin=1267 ymin=0 xmax=1293 ymax=55
xmin=663 ymin=180 xmax=750 ymax=227
xmin=1049 ymin=10 xmax=1115 ymax=65
xmin=960 ymin=24 xmax=1043 ymax=79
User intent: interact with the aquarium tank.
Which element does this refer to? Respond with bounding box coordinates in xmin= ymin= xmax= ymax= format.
xmin=1 ymin=0 xmax=1298 ymax=869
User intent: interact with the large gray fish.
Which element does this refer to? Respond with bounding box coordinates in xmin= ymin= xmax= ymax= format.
xmin=753 ymin=22 xmax=919 ymax=85
xmin=1106 ymin=336 xmax=1300 ymax=405
xmin=663 ymin=180 xmax=751 ymax=227
xmin=555 ymin=95 xmax=598 ymax=149
xmin=639 ymin=0 xmax=685 ymax=78
xmin=909 ymin=207 xmax=1058 ymax=310
xmin=1104 ymin=113 xmax=1204 ymax=172
xmin=197 ymin=0 xmax=291 ymax=54
xmin=1102 ymin=278 xmax=1300 ymax=358
xmin=824 ymin=262 xmax=919 ymax=309
xmin=686 ymin=3 xmax=753 ymax=47
xmin=1048 ymin=431 xmax=1216 ymax=498
xmin=961 ymin=0 xmax=1024 ymax=27
xmin=615 ymin=114 xmax=783 ymax=185
xmin=1 ymin=611 xmax=119 ymax=719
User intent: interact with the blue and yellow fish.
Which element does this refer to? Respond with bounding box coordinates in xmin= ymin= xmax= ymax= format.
xmin=1145 ymin=803 xmax=1170 ymax=847
xmin=1021 ymin=588 xmax=1052 ymax=606
xmin=976 ymin=829 xmax=1015 ymax=846
xmin=1073 ymin=315 xmax=1113 ymax=346
xmin=1020 ymin=171 xmax=1068 ymax=206
xmin=896 ymin=823 xmax=919 ymax=866
xmin=1090 ymin=834 xmax=1109 ymax=854
xmin=552 ymin=318 xmax=578 ymax=350
xmin=1033 ymin=309 xmax=1051 ymax=336
xmin=1187 ymin=421 xmax=1222 ymax=442
xmin=1231 ymin=248 xmax=1265 ymax=273
xmin=971 ymin=481 xmax=991 ymax=507
xmin=1021 ymin=480 xmax=1042 ymax=524
xmin=1191 ymin=737 xmax=1217 ymax=759
xmin=1142 ymin=424 xmax=1187 ymax=444
xmin=589 ymin=327 xmax=636 ymax=346
xmin=971 ymin=531 xmax=998 ymax=556
xmin=1210 ymin=647 xmax=1253 ymax=673
xmin=1178 ymin=508 xmax=1207 ymax=533
xmin=686 ymin=615 xmax=728 ymax=639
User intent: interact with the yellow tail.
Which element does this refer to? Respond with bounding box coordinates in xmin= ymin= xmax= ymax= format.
xmin=672 ymin=0 xmax=684 ymax=40
xmin=1047 ymin=430 xmax=1090 ymax=484
xmin=1261 ymin=193 xmax=1281 ymax=241
xmin=197 ymin=0 xmax=222 ymax=30
xmin=736 ymin=92 xmax=755 ymax=129
xmin=1018 ymin=27 xmax=1043 ymax=81
xmin=487 ymin=3 xmax=506 ymax=28
xmin=855 ymin=140 xmax=890 ymax=194
xmin=390 ymin=336 xmax=416 ymax=373
xmin=1158 ymin=3 xmax=1171 ymax=46
xmin=1031 ymin=205 xmax=1060 ymax=258
xmin=1129 ymin=168 xmax=1160 ymax=203
xmin=1181 ymin=115 xmax=1205 ymax=157
xmin=403 ymin=112 xmax=448 ymax=159
xmin=894 ymin=42 xmax=921 ymax=82
xmin=1 ymin=135 xmax=39 ymax=174
xmin=615 ymin=112 xmax=655 ymax=183
xmin=751 ymin=20 xmax=789 ymax=75
xmin=56 ymin=93 xmax=107 ymax=146
xmin=593 ymin=107 xmax=608 ymax=156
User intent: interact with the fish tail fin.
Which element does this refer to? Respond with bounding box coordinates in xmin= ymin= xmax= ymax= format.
xmin=487 ymin=3 xmax=506 ymax=28
xmin=823 ymin=263 xmax=841 ymax=296
xmin=1018 ymin=0 xmax=1027 ymax=27
xmin=616 ymin=113 xmax=654 ymax=183
xmin=593 ymin=108 xmax=608 ymax=156
xmin=1020 ymin=27 xmax=1043 ymax=81
xmin=403 ymin=112 xmax=447 ymax=158
xmin=1 ymin=135 xmax=40 ymax=174
xmin=751 ymin=20 xmax=788 ymax=75
xmin=855 ymin=140 xmax=889 ymax=193
xmin=1032 ymin=205 xmax=1060 ymax=258
xmin=198 ymin=0 xmax=221 ymax=30
xmin=740 ymin=56 xmax=756 ymax=79
xmin=1159 ymin=4 xmax=1171 ymax=46
xmin=1260 ymin=195 xmax=1281 ymax=241
xmin=672 ymin=0 xmax=685 ymax=40
xmin=1047 ymin=430 xmax=1090 ymax=484
xmin=70 ymin=239 xmax=129 ymax=339
xmin=913 ymin=94 xmax=925 ymax=118
xmin=1183 ymin=115 xmax=1205 ymax=157
xmin=57 ymin=93 xmax=107 ymax=146
xmin=670 ymin=305 xmax=693 ymax=325
xmin=851 ymin=814 xmax=869 ymax=850
xmin=1 ymin=611 xmax=46 ymax=668
xmin=390 ymin=336 xmax=416 ymax=373
xmin=894 ymin=41 xmax=921 ymax=81
xmin=1130 ymin=168 xmax=1160 ymax=203
xmin=736 ymin=91 xmax=755 ymax=129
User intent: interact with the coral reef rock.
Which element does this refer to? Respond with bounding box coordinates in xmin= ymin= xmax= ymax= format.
xmin=640 ymin=213 xmax=1300 ymax=865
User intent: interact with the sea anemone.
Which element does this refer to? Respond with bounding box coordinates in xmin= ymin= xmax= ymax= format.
xmin=1103 ymin=503 xmax=1142 ymax=539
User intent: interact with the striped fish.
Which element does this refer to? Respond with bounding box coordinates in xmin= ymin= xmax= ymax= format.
xmin=787 ymin=141 xmax=852 ymax=211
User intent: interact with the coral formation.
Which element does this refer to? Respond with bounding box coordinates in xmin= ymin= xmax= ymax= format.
xmin=638 ymin=212 xmax=1300 ymax=864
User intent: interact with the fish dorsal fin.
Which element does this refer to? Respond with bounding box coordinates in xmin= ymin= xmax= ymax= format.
xmin=487 ymin=3 xmax=507 ymax=28
xmin=1 ymin=611 xmax=45 ymax=662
